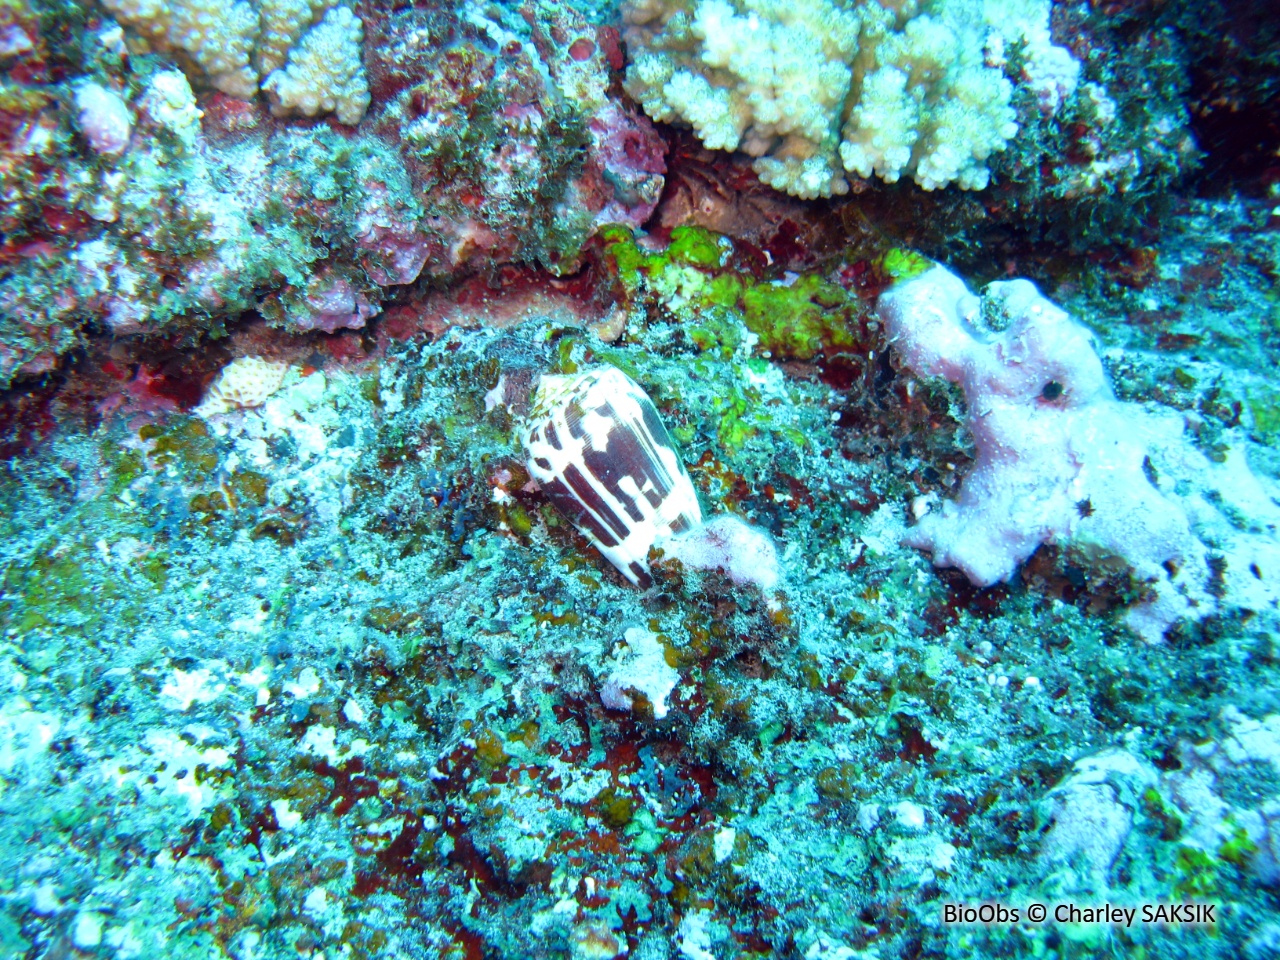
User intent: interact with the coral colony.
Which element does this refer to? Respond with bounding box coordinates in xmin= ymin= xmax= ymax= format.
xmin=4 ymin=0 xmax=1280 ymax=957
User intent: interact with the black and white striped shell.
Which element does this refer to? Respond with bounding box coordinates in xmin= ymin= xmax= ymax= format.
xmin=521 ymin=366 xmax=703 ymax=587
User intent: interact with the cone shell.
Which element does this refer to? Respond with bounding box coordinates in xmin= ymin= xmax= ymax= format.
xmin=521 ymin=366 xmax=703 ymax=587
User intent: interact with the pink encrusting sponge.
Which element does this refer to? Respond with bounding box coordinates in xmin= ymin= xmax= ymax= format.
xmin=879 ymin=263 xmax=1280 ymax=641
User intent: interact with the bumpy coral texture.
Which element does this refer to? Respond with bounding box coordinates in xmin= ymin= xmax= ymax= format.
xmin=100 ymin=0 xmax=368 ymax=124
xmin=256 ymin=0 xmax=334 ymax=74
xmin=878 ymin=264 xmax=1280 ymax=642
xmin=261 ymin=6 xmax=369 ymax=125
xmin=623 ymin=0 xmax=1078 ymax=197
xmin=195 ymin=356 xmax=289 ymax=417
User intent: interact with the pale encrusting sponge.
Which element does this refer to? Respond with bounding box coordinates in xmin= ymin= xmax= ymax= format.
xmin=878 ymin=263 xmax=1280 ymax=642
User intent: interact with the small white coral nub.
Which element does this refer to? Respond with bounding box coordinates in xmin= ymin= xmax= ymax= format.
xmin=600 ymin=626 xmax=681 ymax=719
xmin=195 ymin=356 xmax=289 ymax=417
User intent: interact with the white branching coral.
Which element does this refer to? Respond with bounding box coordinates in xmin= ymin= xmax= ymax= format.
xmin=623 ymin=0 xmax=1079 ymax=197
xmin=261 ymin=6 xmax=370 ymax=126
xmin=101 ymin=0 xmax=261 ymax=98
xmin=99 ymin=0 xmax=369 ymax=125
xmin=256 ymin=0 xmax=334 ymax=74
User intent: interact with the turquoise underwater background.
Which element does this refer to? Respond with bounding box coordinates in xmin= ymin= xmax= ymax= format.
xmin=2 ymin=0 xmax=1280 ymax=957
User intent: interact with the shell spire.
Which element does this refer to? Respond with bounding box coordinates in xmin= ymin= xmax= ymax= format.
xmin=521 ymin=366 xmax=703 ymax=587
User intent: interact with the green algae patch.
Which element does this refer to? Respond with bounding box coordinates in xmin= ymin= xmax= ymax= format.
xmin=601 ymin=224 xmax=727 ymax=293
xmin=1173 ymin=845 xmax=1220 ymax=900
xmin=666 ymin=225 xmax=728 ymax=269
xmin=1217 ymin=825 xmax=1259 ymax=867
xmin=100 ymin=442 xmax=146 ymax=497
xmin=2 ymin=545 xmax=97 ymax=634
xmin=1169 ymin=825 xmax=1256 ymax=902
xmin=1248 ymin=383 xmax=1280 ymax=446
xmin=702 ymin=273 xmax=744 ymax=310
xmin=597 ymin=786 xmax=636 ymax=829
xmin=688 ymin=307 xmax=746 ymax=360
xmin=228 ymin=470 xmax=270 ymax=508
xmin=706 ymin=384 xmax=758 ymax=454
xmin=0 ymin=535 xmax=160 ymax=638
xmin=599 ymin=224 xmax=651 ymax=295
xmin=741 ymin=274 xmax=859 ymax=361
xmin=140 ymin=417 xmax=221 ymax=483
xmin=879 ymin=247 xmax=932 ymax=284
xmin=601 ymin=225 xmax=865 ymax=362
